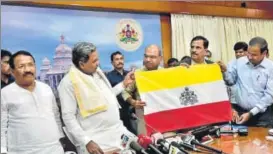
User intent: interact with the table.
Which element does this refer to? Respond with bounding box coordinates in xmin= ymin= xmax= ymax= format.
xmin=194 ymin=127 xmax=273 ymax=154
xmin=105 ymin=127 xmax=273 ymax=154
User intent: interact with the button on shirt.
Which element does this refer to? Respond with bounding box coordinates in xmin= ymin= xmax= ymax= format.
xmin=224 ymin=57 xmax=273 ymax=116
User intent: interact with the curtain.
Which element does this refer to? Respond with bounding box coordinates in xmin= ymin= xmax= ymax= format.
xmin=171 ymin=14 xmax=273 ymax=63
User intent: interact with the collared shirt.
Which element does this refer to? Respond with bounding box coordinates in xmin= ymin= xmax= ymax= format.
xmin=1 ymin=76 xmax=14 ymax=89
xmin=106 ymin=69 xmax=129 ymax=87
xmin=58 ymin=68 xmax=132 ymax=151
xmin=191 ymin=59 xmax=207 ymax=65
xmin=1 ymin=81 xmax=64 ymax=154
xmin=224 ymin=57 xmax=273 ymax=115
xmin=106 ymin=69 xmax=129 ymax=109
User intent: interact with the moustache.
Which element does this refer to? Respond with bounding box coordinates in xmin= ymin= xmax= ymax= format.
xmin=118 ymin=63 xmax=124 ymax=65
xmin=191 ymin=52 xmax=198 ymax=55
xmin=23 ymin=72 xmax=34 ymax=77
xmin=144 ymin=62 xmax=153 ymax=65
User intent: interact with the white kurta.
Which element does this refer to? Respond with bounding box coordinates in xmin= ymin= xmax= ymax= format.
xmin=1 ymin=81 xmax=64 ymax=154
xmin=58 ymin=68 xmax=132 ymax=153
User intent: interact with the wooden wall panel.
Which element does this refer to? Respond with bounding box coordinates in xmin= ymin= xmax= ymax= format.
xmin=247 ymin=2 xmax=273 ymax=11
xmin=2 ymin=1 xmax=272 ymax=65
xmin=160 ymin=15 xmax=172 ymax=67
xmin=193 ymin=1 xmax=273 ymax=10
xmin=3 ymin=1 xmax=273 ymax=19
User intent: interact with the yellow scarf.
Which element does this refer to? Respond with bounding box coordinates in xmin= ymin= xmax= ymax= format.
xmin=69 ymin=66 xmax=108 ymax=118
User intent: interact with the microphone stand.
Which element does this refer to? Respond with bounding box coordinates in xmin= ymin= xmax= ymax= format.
xmin=191 ymin=140 xmax=223 ymax=154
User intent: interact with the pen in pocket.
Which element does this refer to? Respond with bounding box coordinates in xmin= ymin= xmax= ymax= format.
xmin=256 ymin=75 xmax=260 ymax=81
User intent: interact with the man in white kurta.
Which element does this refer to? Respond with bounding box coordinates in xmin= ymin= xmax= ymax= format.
xmin=58 ymin=42 xmax=134 ymax=154
xmin=58 ymin=68 xmax=131 ymax=153
xmin=1 ymin=51 xmax=64 ymax=154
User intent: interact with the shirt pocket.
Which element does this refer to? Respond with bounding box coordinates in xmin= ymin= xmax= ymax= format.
xmin=253 ymin=72 xmax=268 ymax=91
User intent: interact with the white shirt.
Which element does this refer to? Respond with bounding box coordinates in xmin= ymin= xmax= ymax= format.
xmin=58 ymin=69 xmax=131 ymax=151
xmin=1 ymin=81 xmax=64 ymax=154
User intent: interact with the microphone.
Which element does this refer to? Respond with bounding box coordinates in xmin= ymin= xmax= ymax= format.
xmin=169 ymin=143 xmax=185 ymax=154
xmin=191 ymin=125 xmax=221 ymax=141
xmin=176 ymin=138 xmax=200 ymax=152
xmin=170 ymin=142 xmax=189 ymax=154
xmin=150 ymin=132 xmax=164 ymax=146
xmin=156 ymin=138 xmax=188 ymax=154
xmin=138 ymin=134 xmax=164 ymax=154
xmin=155 ymin=138 xmax=169 ymax=152
xmin=121 ymin=134 xmax=148 ymax=154
xmin=181 ymin=135 xmax=223 ymax=154
xmin=175 ymin=134 xmax=203 ymax=152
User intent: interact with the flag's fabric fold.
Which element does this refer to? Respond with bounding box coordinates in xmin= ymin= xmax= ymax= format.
xmin=135 ymin=64 xmax=232 ymax=134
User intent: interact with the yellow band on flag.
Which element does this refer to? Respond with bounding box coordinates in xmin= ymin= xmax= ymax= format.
xmin=135 ymin=64 xmax=223 ymax=93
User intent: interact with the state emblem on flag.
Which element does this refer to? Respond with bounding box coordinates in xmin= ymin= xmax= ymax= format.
xmin=116 ymin=19 xmax=143 ymax=51
xmin=179 ymin=87 xmax=198 ymax=106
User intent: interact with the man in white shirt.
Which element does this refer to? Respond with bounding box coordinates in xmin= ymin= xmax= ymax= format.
xmin=58 ymin=42 xmax=135 ymax=154
xmin=1 ymin=51 xmax=64 ymax=154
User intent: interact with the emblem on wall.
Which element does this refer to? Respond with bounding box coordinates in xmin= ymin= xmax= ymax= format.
xmin=116 ymin=18 xmax=143 ymax=51
xmin=179 ymin=87 xmax=198 ymax=106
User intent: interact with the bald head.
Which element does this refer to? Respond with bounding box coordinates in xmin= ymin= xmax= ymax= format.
xmin=145 ymin=44 xmax=161 ymax=56
xmin=143 ymin=44 xmax=162 ymax=70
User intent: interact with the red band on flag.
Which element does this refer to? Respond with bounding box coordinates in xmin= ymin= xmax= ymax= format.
xmin=145 ymin=101 xmax=232 ymax=135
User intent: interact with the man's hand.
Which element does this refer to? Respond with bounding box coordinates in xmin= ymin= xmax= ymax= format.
xmin=123 ymin=71 xmax=135 ymax=88
xmin=236 ymin=112 xmax=251 ymax=124
xmin=131 ymin=100 xmax=146 ymax=109
xmin=180 ymin=63 xmax=190 ymax=68
xmin=232 ymin=109 xmax=239 ymax=123
xmin=86 ymin=140 xmax=104 ymax=154
xmin=216 ymin=61 xmax=227 ymax=72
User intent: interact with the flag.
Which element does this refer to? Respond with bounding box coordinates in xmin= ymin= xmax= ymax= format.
xmin=135 ymin=64 xmax=232 ymax=134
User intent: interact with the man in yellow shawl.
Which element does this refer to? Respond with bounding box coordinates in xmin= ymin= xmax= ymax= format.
xmin=58 ymin=42 xmax=135 ymax=154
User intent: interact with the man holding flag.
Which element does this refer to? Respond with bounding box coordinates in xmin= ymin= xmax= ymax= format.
xmin=122 ymin=44 xmax=162 ymax=135
xmin=180 ymin=36 xmax=214 ymax=67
